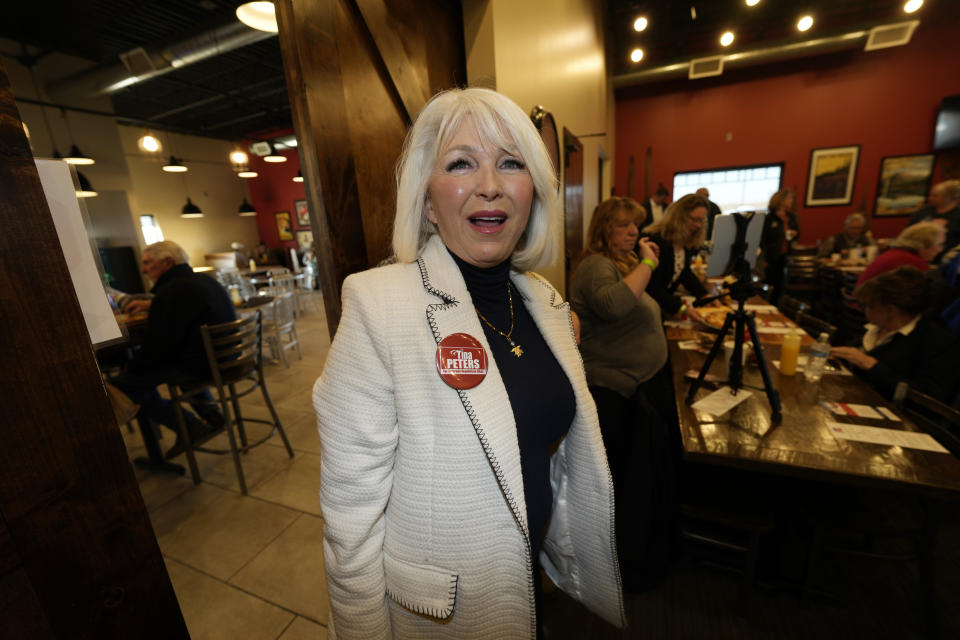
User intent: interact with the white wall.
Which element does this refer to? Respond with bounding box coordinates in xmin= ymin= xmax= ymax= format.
xmin=463 ymin=0 xmax=614 ymax=293
xmin=1 ymin=39 xmax=260 ymax=273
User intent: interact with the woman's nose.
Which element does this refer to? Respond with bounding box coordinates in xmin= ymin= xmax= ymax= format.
xmin=474 ymin=165 xmax=502 ymax=200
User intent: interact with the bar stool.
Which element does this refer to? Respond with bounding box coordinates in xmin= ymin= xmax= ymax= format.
xmin=167 ymin=311 xmax=294 ymax=495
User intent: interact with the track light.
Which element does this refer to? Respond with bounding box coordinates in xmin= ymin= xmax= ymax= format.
xmin=236 ymin=1 xmax=278 ymax=33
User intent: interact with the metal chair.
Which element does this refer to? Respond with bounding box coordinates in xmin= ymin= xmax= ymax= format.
xmin=295 ymin=272 xmax=322 ymax=315
xmin=795 ymin=311 xmax=838 ymax=341
xmin=263 ymin=292 xmax=302 ymax=367
xmin=167 ymin=311 xmax=294 ymax=494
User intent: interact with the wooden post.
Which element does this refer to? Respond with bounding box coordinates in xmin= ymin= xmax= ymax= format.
xmin=0 ymin=60 xmax=188 ymax=639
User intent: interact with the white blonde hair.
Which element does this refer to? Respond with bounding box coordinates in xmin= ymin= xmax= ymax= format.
xmin=144 ymin=240 xmax=190 ymax=265
xmin=392 ymin=87 xmax=560 ymax=270
xmin=891 ymin=221 xmax=944 ymax=251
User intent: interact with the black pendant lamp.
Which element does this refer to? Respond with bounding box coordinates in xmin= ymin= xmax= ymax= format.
xmin=238 ymin=198 xmax=257 ymax=216
xmin=75 ymin=172 xmax=98 ymax=198
xmin=181 ymin=197 xmax=203 ymax=218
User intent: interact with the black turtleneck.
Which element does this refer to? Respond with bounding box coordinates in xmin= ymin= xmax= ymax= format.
xmin=449 ymin=250 xmax=575 ymax=565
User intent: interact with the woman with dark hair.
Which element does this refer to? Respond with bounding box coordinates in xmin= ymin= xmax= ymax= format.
xmin=760 ymin=188 xmax=800 ymax=304
xmin=831 ymin=266 xmax=960 ymax=402
xmin=569 ymin=196 xmax=674 ymax=590
xmin=642 ymin=193 xmax=711 ymax=322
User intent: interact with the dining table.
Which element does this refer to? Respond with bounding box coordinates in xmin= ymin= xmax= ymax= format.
xmin=666 ymin=298 xmax=960 ymax=497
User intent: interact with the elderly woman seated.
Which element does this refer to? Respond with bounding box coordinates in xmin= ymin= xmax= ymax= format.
xmin=856 ymin=221 xmax=945 ymax=287
xmin=817 ymin=212 xmax=875 ymax=258
xmin=831 ymin=266 xmax=960 ymax=402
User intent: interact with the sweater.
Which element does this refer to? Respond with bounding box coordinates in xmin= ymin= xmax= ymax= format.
xmin=569 ymin=254 xmax=668 ymax=397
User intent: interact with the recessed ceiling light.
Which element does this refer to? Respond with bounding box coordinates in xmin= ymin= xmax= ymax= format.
xmin=230 ymin=150 xmax=249 ymax=165
xmin=138 ymin=134 xmax=161 ymax=153
xmin=236 ymin=2 xmax=278 ymax=33
xmin=746 ymin=0 xmax=761 ymax=7
xmin=797 ymin=15 xmax=814 ymax=32
xmin=903 ymin=0 xmax=923 ymax=13
xmin=633 ymin=17 xmax=648 ymax=32
xmin=720 ymin=31 xmax=735 ymax=47
xmin=630 ymin=48 xmax=644 ymax=63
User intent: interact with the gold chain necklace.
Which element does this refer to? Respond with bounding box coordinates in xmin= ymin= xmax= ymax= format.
xmin=475 ymin=283 xmax=523 ymax=358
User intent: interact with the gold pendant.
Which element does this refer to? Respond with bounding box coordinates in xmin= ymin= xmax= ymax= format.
xmin=510 ymin=344 xmax=524 ymax=358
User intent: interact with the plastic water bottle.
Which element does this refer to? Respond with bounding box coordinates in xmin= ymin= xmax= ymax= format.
xmin=804 ymin=332 xmax=831 ymax=383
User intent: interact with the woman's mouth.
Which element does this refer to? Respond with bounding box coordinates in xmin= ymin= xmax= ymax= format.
xmin=468 ymin=212 xmax=507 ymax=232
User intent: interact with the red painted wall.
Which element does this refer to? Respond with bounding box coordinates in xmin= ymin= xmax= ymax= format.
xmin=615 ymin=15 xmax=960 ymax=245
xmin=246 ymin=146 xmax=306 ymax=255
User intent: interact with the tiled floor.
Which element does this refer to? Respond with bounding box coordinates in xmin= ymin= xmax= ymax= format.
xmin=122 ymin=298 xmax=332 ymax=640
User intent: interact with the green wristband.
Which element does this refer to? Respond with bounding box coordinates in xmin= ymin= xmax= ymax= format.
xmin=641 ymin=258 xmax=658 ymax=270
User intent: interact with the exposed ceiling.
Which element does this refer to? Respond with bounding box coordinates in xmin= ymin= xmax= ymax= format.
xmin=606 ymin=0 xmax=919 ymax=77
xmin=2 ymin=0 xmax=289 ymax=142
xmin=0 ymin=0 xmax=932 ymax=143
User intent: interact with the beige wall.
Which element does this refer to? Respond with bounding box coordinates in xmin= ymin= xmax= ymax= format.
xmin=462 ymin=0 xmax=613 ymax=293
xmin=2 ymin=39 xmax=260 ymax=276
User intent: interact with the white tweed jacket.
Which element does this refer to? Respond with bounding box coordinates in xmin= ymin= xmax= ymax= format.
xmin=314 ymin=235 xmax=625 ymax=639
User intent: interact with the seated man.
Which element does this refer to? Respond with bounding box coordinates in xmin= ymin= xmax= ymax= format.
xmin=112 ymin=241 xmax=237 ymax=458
xmin=817 ymin=212 xmax=875 ymax=257
xmin=908 ymin=180 xmax=960 ymax=258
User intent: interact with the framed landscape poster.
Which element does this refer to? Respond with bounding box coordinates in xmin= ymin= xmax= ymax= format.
xmin=275 ymin=211 xmax=294 ymax=241
xmin=295 ymin=199 xmax=310 ymax=226
xmin=805 ymin=145 xmax=860 ymax=207
xmin=874 ymin=153 xmax=935 ymax=216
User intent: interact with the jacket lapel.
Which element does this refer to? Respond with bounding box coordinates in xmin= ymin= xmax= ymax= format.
xmin=417 ymin=236 xmax=530 ymax=541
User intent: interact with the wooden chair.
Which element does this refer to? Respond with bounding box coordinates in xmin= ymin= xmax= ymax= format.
xmin=838 ymin=289 xmax=867 ymax=345
xmin=784 ymin=254 xmax=820 ymax=302
xmin=167 ymin=312 xmax=294 ymax=495
xmin=778 ymin=294 xmax=808 ymax=321
xmin=795 ymin=311 xmax=837 ymax=341
xmin=893 ymin=383 xmax=960 ymax=456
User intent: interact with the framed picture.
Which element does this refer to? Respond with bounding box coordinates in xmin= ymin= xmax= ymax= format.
xmin=805 ymin=145 xmax=860 ymax=207
xmin=296 ymin=229 xmax=314 ymax=250
xmin=295 ymin=199 xmax=310 ymax=227
xmin=275 ymin=211 xmax=294 ymax=241
xmin=874 ymin=153 xmax=935 ymax=216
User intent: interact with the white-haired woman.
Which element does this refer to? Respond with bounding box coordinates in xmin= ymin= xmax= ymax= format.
xmin=856 ymin=221 xmax=945 ymax=287
xmin=314 ymin=88 xmax=624 ymax=639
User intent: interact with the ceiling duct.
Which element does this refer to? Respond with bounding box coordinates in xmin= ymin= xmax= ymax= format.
xmin=45 ymin=21 xmax=276 ymax=100
xmin=865 ymin=20 xmax=919 ymax=51
xmin=613 ymin=22 xmax=910 ymax=89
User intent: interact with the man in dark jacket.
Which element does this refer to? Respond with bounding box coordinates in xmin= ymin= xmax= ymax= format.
xmin=113 ymin=241 xmax=236 ymax=458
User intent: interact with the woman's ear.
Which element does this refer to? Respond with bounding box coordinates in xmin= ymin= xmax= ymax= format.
xmin=425 ymin=191 xmax=438 ymax=225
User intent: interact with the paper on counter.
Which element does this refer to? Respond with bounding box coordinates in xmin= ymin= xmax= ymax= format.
xmin=677 ymin=340 xmax=700 ymax=350
xmin=828 ymin=422 xmax=947 ymax=453
xmin=823 ymin=402 xmax=895 ymax=420
xmin=691 ymin=386 xmax=753 ymax=416
xmin=744 ymin=304 xmax=778 ymax=313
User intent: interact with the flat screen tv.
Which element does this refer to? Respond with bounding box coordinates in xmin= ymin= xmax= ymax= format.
xmin=933 ymin=94 xmax=960 ymax=151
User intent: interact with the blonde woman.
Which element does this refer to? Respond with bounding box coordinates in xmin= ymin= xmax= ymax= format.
xmin=760 ymin=188 xmax=800 ymax=303
xmin=856 ymin=221 xmax=945 ymax=287
xmin=314 ymin=88 xmax=624 ymax=639
xmin=643 ymin=193 xmax=711 ymax=321
xmin=569 ymin=196 xmax=676 ymax=591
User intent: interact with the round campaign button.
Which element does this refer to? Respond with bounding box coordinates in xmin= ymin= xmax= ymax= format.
xmin=435 ymin=333 xmax=488 ymax=390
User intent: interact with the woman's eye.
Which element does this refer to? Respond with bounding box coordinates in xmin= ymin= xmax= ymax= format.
xmin=501 ymin=157 xmax=525 ymax=170
xmin=445 ymin=158 xmax=471 ymax=171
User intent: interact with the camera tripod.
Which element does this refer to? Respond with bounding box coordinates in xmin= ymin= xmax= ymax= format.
xmin=683 ymin=212 xmax=783 ymax=423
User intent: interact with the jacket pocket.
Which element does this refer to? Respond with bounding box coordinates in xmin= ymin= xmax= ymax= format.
xmin=383 ymin=552 xmax=458 ymax=620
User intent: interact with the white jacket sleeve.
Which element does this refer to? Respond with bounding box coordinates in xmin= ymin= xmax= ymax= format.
xmin=314 ymin=275 xmax=398 ymax=640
